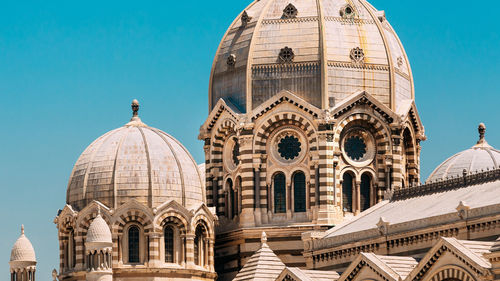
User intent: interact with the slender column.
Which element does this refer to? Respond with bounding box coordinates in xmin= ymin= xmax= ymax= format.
xmin=355 ymin=180 xmax=361 ymax=215
xmin=208 ymin=239 xmax=215 ymax=271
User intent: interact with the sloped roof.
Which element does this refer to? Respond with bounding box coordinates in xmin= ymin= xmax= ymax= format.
xmin=339 ymin=253 xmax=417 ymax=281
xmin=278 ymin=267 xmax=340 ymax=281
xmin=234 ymin=232 xmax=286 ymax=281
xmin=323 ymin=176 xmax=500 ymax=245
xmin=374 ymin=254 xmax=418 ymax=280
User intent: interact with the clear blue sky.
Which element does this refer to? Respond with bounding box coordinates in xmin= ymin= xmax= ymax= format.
xmin=0 ymin=0 xmax=498 ymax=278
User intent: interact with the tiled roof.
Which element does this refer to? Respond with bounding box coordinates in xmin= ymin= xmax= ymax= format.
xmin=234 ymin=232 xmax=286 ymax=281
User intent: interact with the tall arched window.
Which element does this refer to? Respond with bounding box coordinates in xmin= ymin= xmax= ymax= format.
xmin=360 ymin=173 xmax=371 ymax=211
xmin=194 ymin=225 xmax=205 ymax=266
xmin=230 ymin=186 xmax=236 ymax=218
xmin=342 ymin=173 xmax=353 ymax=212
xmin=128 ymin=226 xmax=140 ymax=263
xmin=226 ymin=179 xmax=233 ymax=218
xmin=164 ymin=226 xmax=174 ymax=263
xmin=293 ymin=172 xmax=306 ymax=212
xmin=274 ymin=173 xmax=286 ymax=213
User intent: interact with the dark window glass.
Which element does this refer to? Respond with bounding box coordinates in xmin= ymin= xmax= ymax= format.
xmin=360 ymin=174 xmax=371 ymax=211
xmin=128 ymin=226 xmax=140 ymax=263
xmin=194 ymin=226 xmax=203 ymax=265
xmin=232 ymin=138 xmax=240 ymax=166
xmin=230 ymin=186 xmax=236 ymax=218
xmin=164 ymin=226 xmax=174 ymax=263
xmin=345 ymin=136 xmax=367 ymax=160
xmin=293 ymin=172 xmax=306 ymax=212
xmin=342 ymin=173 xmax=353 ymax=212
xmin=278 ymin=135 xmax=301 ymax=160
xmin=274 ymin=173 xmax=286 ymax=213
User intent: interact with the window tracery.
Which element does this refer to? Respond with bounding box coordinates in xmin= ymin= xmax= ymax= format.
xmin=279 ymin=47 xmax=295 ymax=63
xmin=282 ymin=4 xmax=298 ymax=19
xmin=350 ymin=47 xmax=365 ymax=63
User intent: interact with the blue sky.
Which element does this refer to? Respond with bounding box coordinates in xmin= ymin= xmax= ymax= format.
xmin=0 ymin=0 xmax=498 ymax=278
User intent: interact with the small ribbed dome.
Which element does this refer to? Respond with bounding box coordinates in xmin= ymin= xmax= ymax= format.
xmin=66 ymin=100 xmax=205 ymax=211
xmin=10 ymin=225 xmax=36 ymax=262
xmin=86 ymin=211 xmax=112 ymax=244
xmin=428 ymin=124 xmax=500 ymax=182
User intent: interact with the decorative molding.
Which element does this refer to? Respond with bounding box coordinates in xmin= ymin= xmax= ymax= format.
xmin=328 ymin=61 xmax=389 ymax=71
xmin=262 ymin=16 xmax=318 ymax=24
xmin=324 ymin=16 xmax=375 ymax=25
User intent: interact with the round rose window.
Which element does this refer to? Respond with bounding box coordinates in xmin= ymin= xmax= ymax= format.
xmin=341 ymin=128 xmax=375 ymax=166
xmin=278 ymin=135 xmax=301 ymax=160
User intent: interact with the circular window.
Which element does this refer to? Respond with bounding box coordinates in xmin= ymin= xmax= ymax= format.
xmin=269 ymin=128 xmax=307 ymax=165
xmin=340 ymin=4 xmax=355 ymax=18
xmin=223 ymin=137 xmax=240 ymax=172
xmin=341 ymin=128 xmax=376 ymax=167
xmin=345 ymin=136 xmax=367 ymax=160
xmin=278 ymin=135 xmax=301 ymax=160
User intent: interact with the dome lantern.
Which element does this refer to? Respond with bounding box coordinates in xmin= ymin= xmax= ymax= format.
xmin=10 ymin=225 xmax=37 ymax=281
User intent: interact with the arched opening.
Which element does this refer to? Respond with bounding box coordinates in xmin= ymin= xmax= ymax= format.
xmin=236 ymin=176 xmax=242 ymax=215
xmin=403 ymin=128 xmax=415 ymax=187
xmin=226 ymin=178 xmax=233 ymax=218
xmin=274 ymin=172 xmax=286 ymax=213
xmin=193 ymin=224 xmax=208 ymax=266
xmin=164 ymin=226 xmax=174 ymax=263
xmin=360 ymin=173 xmax=372 ymax=211
xmin=293 ymin=171 xmax=306 ymax=212
xmin=342 ymin=172 xmax=354 ymax=212
xmin=128 ymin=226 xmax=140 ymax=263
xmin=230 ymin=185 xmax=236 ymax=219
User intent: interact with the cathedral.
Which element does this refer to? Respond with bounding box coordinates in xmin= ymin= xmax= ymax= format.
xmin=8 ymin=0 xmax=500 ymax=281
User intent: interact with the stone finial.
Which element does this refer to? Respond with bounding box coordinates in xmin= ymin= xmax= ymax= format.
xmin=97 ymin=205 xmax=101 ymax=217
xmin=21 ymin=224 xmax=24 ymax=235
xmin=52 ymin=269 xmax=58 ymax=281
xmin=261 ymin=232 xmax=268 ymax=244
xmin=456 ymin=201 xmax=470 ymax=220
xmin=377 ymin=217 xmax=390 ymax=236
xmin=132 ymin=99 xmax=140 ymax=117
xmin=478 ymin=123 xmax=486 ymax=143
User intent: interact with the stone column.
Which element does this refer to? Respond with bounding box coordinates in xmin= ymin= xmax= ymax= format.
xmin=390 ymin=124 xmax=403 ymax=190
xmin=316 ymin=130 xmax=340 ymax=225
xmin=355 ymin=180 xmax=361 ymax=215
xmin=208 ymin=239 xmax=215 ymax=271
xmin=148 ymin=233 xmax=161 ymax=267
xmin=185 ymin=234 xmax=195 ymax=267
xmin=253 ymin=165 xmax=262 ymax=225
xmin=238 ymin=134 xmax=255 ymax=227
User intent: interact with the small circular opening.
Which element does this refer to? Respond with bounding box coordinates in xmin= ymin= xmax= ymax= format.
xmin=345 ymin=7 xmax=352 ymax=15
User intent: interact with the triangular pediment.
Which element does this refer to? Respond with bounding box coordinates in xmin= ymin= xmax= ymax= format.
xmin=250 ymin=90 xmax=322 ymax=122
xmin=200 ymin=98 xmax=242 ymax=136
xmin=397 ymin=99 xmax=425 ymax=139
xmin=339 ymin=252 xmax=416 ymax=281
xmin=113 ymin=198 xmax=154 ymax=219
xmin=155 ymin=199 xmax=192 ymax=221
xmin=406 ymin=237 xmax=493 ymax=281
xmin=332 ymin=91 xmax=396 ymax=124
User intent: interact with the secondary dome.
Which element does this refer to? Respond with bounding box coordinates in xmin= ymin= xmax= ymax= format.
xmin=428 ymin=123 xmax=500 ymax=182
xmin=66 ymin=100 xmax=205 ymax=211
xmin=210 ymin=0 xmax=413 ymax=113
xmin=10 ymin=225 xmax=36 ymax=262
xmin=86 ymin=210 xmax=112 ymax=244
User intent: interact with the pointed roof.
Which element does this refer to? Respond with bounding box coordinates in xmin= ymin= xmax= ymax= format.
xmin=10 ymin=225 xmax=36 ymax=263
xmin=86 ymin=207 xmax=112 ymax=244
xmin=339 ymin=252 xmax=417 ymax=281
xmin=234 ymin=232 xmax=286 ymax=281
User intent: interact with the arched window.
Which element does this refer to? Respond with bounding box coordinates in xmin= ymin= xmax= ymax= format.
xmin=164 ymin=226 xmax=174 ymax=263
xmin=230 ymin=186 xmax=236 ymax=218
xmin=293 ymin=172 xmax=306 ymax=212
xmin=236 ymin=176 xmax=242 ymax=215
xmin=274 ymin=173 xmax=286 ymax=213
xmin=226 ymin=178 xmax=233 ymax=218
xmin=128 ymin=226 xmax=140 ymax=263
xmin=68 ymin=230 xmax=76 ymax=269
xmin=194 ymin=225 xmax=206 ymax=266
xmin=360 ymin=173 xmax=371 ymax=211
xmin=342 ymin=173 xmax=353 ymax=212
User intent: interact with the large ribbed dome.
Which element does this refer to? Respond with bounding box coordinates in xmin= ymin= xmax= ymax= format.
xmin=210 ymin=0 xmax=413 ymax=113
xmin=428 ymin=124 xmax=500 ymax=182
xmin=10 ymin=226 xmax=36 ymax=262
xmin=66 ymin=100 xmax=205 ymax=211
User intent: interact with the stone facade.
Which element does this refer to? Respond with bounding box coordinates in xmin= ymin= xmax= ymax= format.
xmin=200 ymin=0 xmax=425 ymax=279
